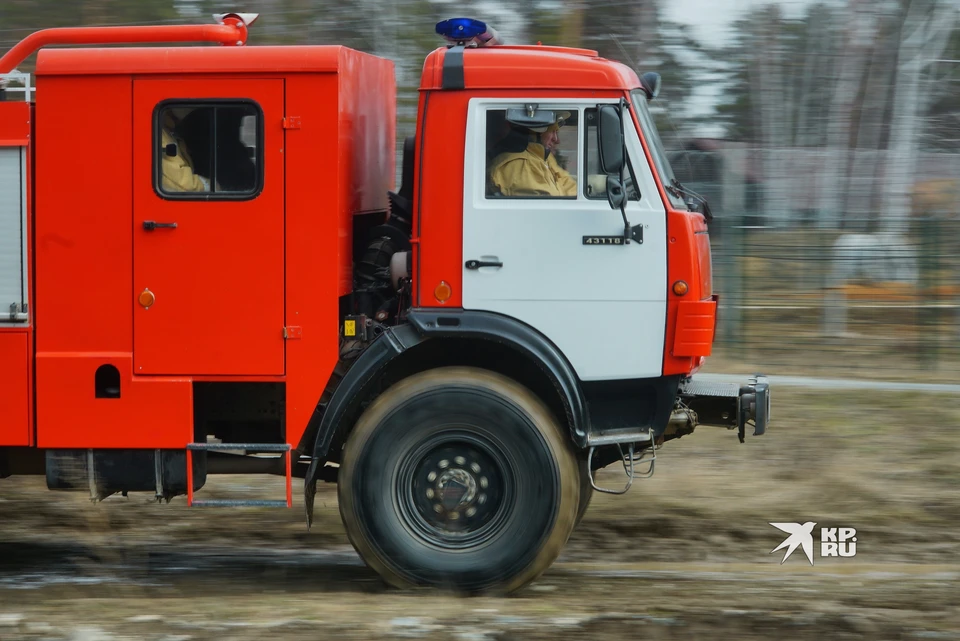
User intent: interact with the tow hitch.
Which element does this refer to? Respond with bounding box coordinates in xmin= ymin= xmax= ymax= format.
xmin=677 ymin=375 xmax=771 ymax=443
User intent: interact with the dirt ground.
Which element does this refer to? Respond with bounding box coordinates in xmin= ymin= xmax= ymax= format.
xmin=1 ymin=387 xmax=959 ymax=640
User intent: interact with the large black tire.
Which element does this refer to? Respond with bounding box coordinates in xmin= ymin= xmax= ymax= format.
xmin=575 ymin=457 xmax=594 ymax=527
xmin=338 ymin=366 xmax=580 ymax=594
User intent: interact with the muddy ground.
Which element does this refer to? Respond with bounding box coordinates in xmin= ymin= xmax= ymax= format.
xmin=1 ymin=387 xmax=959 ymax=640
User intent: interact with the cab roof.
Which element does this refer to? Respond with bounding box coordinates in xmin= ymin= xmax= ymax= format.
xmin=419 ymin=45 xmax=642 ymax=92
xmin=33 ymin=42 xmax=640 ymax=93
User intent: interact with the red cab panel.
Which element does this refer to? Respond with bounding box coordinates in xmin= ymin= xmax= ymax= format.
xmin=0 ymin=332 xmax=30 ymax=446
xmin=36 ymin=353 xmax=192 ymax=449
xmin=0 ymin=102 xmax=30 ymax=145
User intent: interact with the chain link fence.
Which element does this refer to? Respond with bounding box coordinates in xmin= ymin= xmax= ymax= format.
xmin=678 ymin=147 xmax=960 ymax=381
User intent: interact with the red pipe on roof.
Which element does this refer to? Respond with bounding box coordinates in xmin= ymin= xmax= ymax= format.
xmin=0 ymin=17 xmax=249 ymax=74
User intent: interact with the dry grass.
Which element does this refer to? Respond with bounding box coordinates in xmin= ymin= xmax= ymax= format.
xmin=575 ymin=387 xmax=960 ymax=566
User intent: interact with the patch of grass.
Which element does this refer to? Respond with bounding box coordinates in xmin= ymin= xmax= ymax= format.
xmin=578 ymin=387 xmax=960 ymax=564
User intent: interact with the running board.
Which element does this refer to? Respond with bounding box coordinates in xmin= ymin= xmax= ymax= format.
xmin=189 ymin=499 xmax=290 ymax=508
xmin=585 ymin=428 xmax=653 ymax=448
xmin=185 ymin=443 xmax=293 ymax=508
xmin=585 ymin=428 xmax=656 ymax=495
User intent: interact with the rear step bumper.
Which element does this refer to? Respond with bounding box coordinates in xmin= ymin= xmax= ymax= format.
xmin=677 ymin=374 xmax=770 ymax=442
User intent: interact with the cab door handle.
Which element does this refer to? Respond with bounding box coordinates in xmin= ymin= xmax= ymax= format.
xmin=143 ymin=221 xmax=178 ymax=231
xmin=465 ymin=259 xmax=503 ymax=269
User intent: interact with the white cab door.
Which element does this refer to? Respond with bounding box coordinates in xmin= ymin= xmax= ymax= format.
xmin=462 ymin=99 xmax=667 ymax=381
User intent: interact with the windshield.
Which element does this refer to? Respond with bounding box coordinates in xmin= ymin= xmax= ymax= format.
xmin=630 ymin=90 xmax=683 ymax=207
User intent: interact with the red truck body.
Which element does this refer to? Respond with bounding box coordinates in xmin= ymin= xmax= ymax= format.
xmin=3 ymin=44 xmax=393 ymax=452
xmin=0 ymin=14 xmax=769 ymax=594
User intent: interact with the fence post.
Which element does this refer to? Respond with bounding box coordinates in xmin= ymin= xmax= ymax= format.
xmin=722 ymin=212 xmax=744 ymax=349
xmin=918 ymin=212 xmax=940 ymax=369
xmin=823 ymin=288 xmax=847 ymax=337
xmin=822 ymin=229 xmax=847 ymax=338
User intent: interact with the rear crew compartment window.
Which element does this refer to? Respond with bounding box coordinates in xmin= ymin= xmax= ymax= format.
xmin=154 ymin=100 xmax=263 ymax=200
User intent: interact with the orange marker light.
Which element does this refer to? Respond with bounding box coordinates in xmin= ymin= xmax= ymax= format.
xmin=138 ymin=288 xmax=156 ymax=308
xmin=434 ymin=281 xmax=452 ymax=303
xmin=672 ymin=281 xmax=689 ymax=296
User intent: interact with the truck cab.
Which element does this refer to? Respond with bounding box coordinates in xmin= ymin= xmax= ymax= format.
xmin=0 ymin=14 xmax=769 ymax=595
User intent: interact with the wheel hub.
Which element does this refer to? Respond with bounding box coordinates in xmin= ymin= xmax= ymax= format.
xmin=435 ymin=466 xmax=478 ymax=511
xmin=403 ymin=439 xmax=507 ymax=543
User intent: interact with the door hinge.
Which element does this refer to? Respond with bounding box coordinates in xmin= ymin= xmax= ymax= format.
xmin=282 ymin=116 xmax=301 ymax=130
xmin=283 ymin=326 xmax=302 ymax=339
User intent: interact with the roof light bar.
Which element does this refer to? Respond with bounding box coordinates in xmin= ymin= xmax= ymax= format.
xmin=435 ymin=18 xmax=502 ymax=47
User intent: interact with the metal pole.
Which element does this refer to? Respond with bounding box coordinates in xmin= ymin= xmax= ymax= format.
xmin=0 ymin=19 xmax=250 ymax=74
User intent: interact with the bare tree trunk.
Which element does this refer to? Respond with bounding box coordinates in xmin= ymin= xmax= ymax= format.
xmin=794 ymin=8 xmax=824 ymax=146
xmin=880 ymin=0 xmax=957 ymax=236
xmin=560 ymin=0 xmax=586 ymax=48
xmin=750 ymin=7 xmax=793 ymax=227
xmin=849 ymin=11 xmax=899 ymax=229
xmin=816 ymin=0 xmax=877 ymax=230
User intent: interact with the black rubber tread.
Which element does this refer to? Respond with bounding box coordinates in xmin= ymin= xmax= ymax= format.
xmin=575 ymin=457 xmax=594 ymax=527
xmin=337 ymin=366 xmax=580 ymax=595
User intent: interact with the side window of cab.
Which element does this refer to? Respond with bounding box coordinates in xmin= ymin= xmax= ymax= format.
xmin=484 ymin=108 xmax=580 ymax=199
xmin=583 ymin=108 xmax=640 ymax=202
xmin=155 ymin=101 xmax=262 ymax=199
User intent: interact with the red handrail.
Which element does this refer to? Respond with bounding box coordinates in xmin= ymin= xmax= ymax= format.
xmin=0 ymin=17 xmax=249 ymax=74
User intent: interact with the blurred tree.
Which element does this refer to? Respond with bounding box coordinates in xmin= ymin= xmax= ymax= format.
xmin=880 ymin=0 xmax=957 ymax=235
xmin=713 ymin=3 xmax=846 ymax=148
xmin=557 ymin=0 xmax=702 ymax=145
xmin=0 ymin=0 xmax=181 ymax=71
xmin=923 ymin=26 xmax=960 ymax=152
xmin=712 ymin=0 xmax=959 ymax=230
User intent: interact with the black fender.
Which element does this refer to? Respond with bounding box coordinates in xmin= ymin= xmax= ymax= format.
xmin=302 ymin=308 xmax=590 ymax=527
xmin=405 ymin=309 xmax=590 ymax=446
xmin=302 ymin=322 xmax=424 ymax=527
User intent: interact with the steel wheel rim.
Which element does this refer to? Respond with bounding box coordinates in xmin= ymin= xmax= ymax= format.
xmin=395 ymin=429 xmax=514 ymax=550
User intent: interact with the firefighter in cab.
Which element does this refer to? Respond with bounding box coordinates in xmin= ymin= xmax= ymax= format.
xmin=488 ymin=111 xmax=577 ymax=198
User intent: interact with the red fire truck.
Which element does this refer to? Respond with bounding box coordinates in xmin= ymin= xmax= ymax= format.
xmin=0 ymin=13 xmax=769 ymax=594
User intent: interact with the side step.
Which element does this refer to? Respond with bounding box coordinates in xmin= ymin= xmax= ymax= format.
xmin=584 ymin=427 xmax=656 ymax=495
xmin=585 ymin=427 xmax=653 ymax=448
xmin=185 ymin=443 xmax=293 ymax=508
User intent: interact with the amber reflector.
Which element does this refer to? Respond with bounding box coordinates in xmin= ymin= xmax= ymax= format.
xmin=138 ymin=289 xmax=156 ymax=308
xmin=672 ymin=281 xmax=689 ymax=296
xmin=434 ymin=281 xmax=452 ymax=303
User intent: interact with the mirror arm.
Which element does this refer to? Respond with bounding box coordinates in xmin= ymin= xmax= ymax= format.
xmin=618 ymin=164 xmax=631 ymax=243
xmin=618 ymin=97 xmax=632 ymax=244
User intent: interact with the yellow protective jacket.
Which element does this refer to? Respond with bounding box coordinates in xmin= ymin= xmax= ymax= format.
xmin=160 ymin=128 xmax=210 ymax=193
xmin=488 ymin=143 xmax=577 ymax=197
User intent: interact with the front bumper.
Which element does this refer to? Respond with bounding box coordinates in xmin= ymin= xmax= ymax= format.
xmin=677 ymin=374 xmax=770 ymax=443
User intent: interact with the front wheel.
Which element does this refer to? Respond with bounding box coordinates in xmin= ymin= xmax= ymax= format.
xmin=337 ymin=366 xmax=580 ymax=594
xmin=575 ymin=457 xmax=594 ymax=527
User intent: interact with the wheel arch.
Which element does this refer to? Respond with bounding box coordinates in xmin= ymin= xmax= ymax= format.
xmin=302 ymin=309 xmax=590 ymax=525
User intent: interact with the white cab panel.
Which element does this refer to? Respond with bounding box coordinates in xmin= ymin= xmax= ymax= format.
xmin=461 ymin=99 xmax=667 ymax=381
